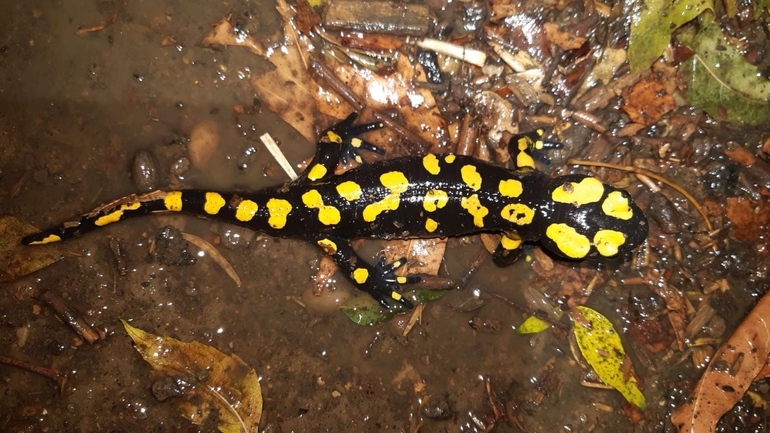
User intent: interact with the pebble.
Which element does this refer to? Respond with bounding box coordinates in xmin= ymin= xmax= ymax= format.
xmin=132 ymin=150 xmax=158 ymax=191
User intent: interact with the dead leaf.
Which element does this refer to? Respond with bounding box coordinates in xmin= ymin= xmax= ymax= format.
xmin=544 ymin=22 xmax=587 ymax=50
xmin=122 ymin=320 xmax=262 ymax=432
xmin=329 ymin=53 xmax=450 ymax=153
xmin=0 ymin=216 xmax=69 ymax=282
xmin=201 ymin=19 xmax=265 ymax=57
xmin=251 ymin=24 xmax=319 ymax=143
xmin=382 ymin=238 xmax=446 ymax=277
xmin=671 ymin=292 xmax=770 ymax=433
xmin=725 ymin=197 xmax=770 ymax=242
xmin=621 ymin=74 xmax=677 ymax=125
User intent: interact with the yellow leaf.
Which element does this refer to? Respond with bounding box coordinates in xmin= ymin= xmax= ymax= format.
xmin=122 ymin=320 xmax=262 ymax=432
xmin=572 ymin=306 xmax=646 ymax=410
xmin=517 ymin=316 xmax=551 ymax=334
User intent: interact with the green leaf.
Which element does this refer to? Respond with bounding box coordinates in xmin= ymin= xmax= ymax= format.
xmin=628 ymin=0 xmax=713 ymax=72
xmin=517 ymin=316 xmax=551 ymax=334
xmin=340 ymin=290 xmax=449 ymax=326
xmin=572 ymin=306 xmax=646 ymax=410
xmin=755 ymin=0 xmax=770 ymax=18
xmin=678 ymin=22 xmax=770 ymax=125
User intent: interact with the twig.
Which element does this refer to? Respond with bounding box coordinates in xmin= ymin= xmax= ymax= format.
xmin=38 ymin=291 xmax=102 ymax=345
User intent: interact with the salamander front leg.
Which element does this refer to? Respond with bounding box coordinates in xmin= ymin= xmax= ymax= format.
xmin=508 ymin=130 xmax=563 ymax=171
xmin=304 ymin=112 xmax=386 ymax=182
xmin=315 ymin=236 xmax=419 ymax=309
xmin=492 ymin=234 xmax=523 ymax=267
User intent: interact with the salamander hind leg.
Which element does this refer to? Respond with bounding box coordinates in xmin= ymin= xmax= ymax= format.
xmin=304 ymin=112 xmax=385 ymax=182
xmin=315 ymin=236 xmax=420 ymax=309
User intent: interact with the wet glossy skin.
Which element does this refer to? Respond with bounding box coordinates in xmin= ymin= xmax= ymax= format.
xmin=22 ymin=117 xmax=648 ymax=309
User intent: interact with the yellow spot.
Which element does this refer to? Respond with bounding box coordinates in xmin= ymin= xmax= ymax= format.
xmin=307 ymin=164 xmax=328 ymax=181
xmin=317 ymin=238 xmax=338 ymax=254
xmin=461 ymin=194 xmax=489 ymax=228
xmin=425 ymin=218 xmax=438 ymax=233
xmin=391 ymin=291 xmax=402 ymax=301
xmin=363 ymin=172 xmax=409 ymax=222
xmin=380 ymin=171 xmax=410 ymax=193
xmin=94 ymin=201 xmax=144 ymax=226
xmin=593 ymin=230 xmax=627 ymax=257
xmin=351 ymin=137 xmax=362 ymax=148
xmin=302 ymin=190 xmax=341 ymax=226
xmin=28 ymin=234 xmax=62 ymax=245
xmin=352 ymin=268 xmax=369 ymax=284
xmin=602 ymin=191 xmax=634 ymax=220
xmin=363 ymin=195 xmax=399 ymax=222
xmin=266 ymin=198 xmax=292 ymax=229
xmin=397 ymin=276 xmax=407 ymax=284
xmin=95 ymin=210 xmax=123 ymax=227
xmin=422 ymin=154 xmax=441 ymax=175
xmin=302 ymin=189 xmax=324 ymax=208
xmin=499 ymin=179 xmax=523 ymax=198
xmin=461 ymin=165 xmax=482 ymax=190
xmin=552 ymin=177 xmax=604 ymax=206
xmin=204 ymin=192 xmax=225 ymax=215
xmin=235 ymin=200 xmax=258 ymax=222
xmin=517 ymin=136 xmax=531 ymax=151
xmin=423 ymin=189 xmax=448 ymax=212
xmin=501 ymin=204 xmax=535 ymax=225
xmin=500 ymin=235 xmax=522 ymax=250
xmin=336 ymin=181 xmax=362 ymax=201
xmin=546 ymin=223 xmax=591 ymax=259
xmin=164 ymin=191 xmax=183 ymax=211
xmin=444 ymin=154 xmax=456 ymax=164
xmin=326 ymin=130 xmax=342 ymax=143
xmin=516 ymin=152 xmax=535 ymax=170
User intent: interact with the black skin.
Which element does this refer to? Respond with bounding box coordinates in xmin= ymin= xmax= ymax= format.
xmin=22 ymin=113 xmax=648 ymax=309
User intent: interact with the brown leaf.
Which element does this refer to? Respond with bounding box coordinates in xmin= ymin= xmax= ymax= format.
xmin=329 ymin=53 xmax=449 ymax=152
xmin=382 ymin=238 xmax=446 ymax=277
xmin=251 ymin=24 xmax=319 ymax=143
xmin=544 ymin=22 xmax=587 ymax=50
xmin=0 ymin=216 xmax=69 ymax=282
xmin=621 ymin=74 xmax=677 ymax=125
xmin=725 ymin=197 xmax=770 ymax=242
xmin=671 ymin=292 xmax=770 ymax=433
xmin=201 ymin=19 xmax=265 ymax=57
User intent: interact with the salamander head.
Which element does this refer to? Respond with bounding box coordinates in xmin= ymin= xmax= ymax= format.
xmin=538 ymin=175 xmax=647 ymax=260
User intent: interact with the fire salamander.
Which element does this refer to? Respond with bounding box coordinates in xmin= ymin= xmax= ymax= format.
xmin=22 ymin=113 xmax=648 ymax=309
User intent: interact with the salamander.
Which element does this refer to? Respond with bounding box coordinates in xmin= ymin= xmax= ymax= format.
xmin=21 ymin=113 xmax=648 ymax=309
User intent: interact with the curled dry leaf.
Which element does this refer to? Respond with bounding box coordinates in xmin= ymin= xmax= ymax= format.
xmin=181 ymin=232 xmax=242 ymax=287
xmin=188 ymin=119 xmax=219 ymax=170
xmin=671 ymin=292 xmax=770 ymax=433
xmin=122 ymin=321 xmax=262 ymax=432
